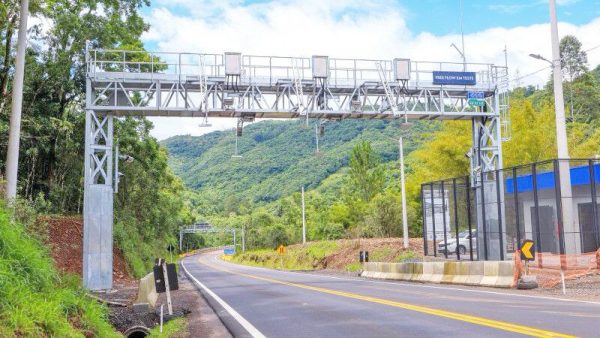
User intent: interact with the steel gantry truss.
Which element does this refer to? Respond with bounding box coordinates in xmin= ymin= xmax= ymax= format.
xmin=83 ymin=43 xmax=510 ymax=290
xmin=179 ymin=223 xmax=236 ymax=252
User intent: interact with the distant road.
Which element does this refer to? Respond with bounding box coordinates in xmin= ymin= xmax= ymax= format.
xmin=182 ymin=251 xmax=598 ymax=337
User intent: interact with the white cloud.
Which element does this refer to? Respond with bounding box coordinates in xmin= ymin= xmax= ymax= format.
xmin=142 ymin=1 xmax=600 ymax=140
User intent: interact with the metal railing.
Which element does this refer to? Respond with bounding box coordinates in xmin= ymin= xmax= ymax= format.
xmin=86 ymin=47 xmax=503 ymax=90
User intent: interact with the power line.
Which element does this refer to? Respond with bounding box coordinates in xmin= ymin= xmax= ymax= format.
xmin=509 ymin=42 xmax=600 ymax=85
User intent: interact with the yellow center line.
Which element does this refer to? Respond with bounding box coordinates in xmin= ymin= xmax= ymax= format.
xmin=200 ymin=258 xmax=577 ymax=338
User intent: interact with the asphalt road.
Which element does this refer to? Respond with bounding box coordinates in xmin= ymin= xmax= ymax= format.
xmin=181 ymin=251 xmax=600 ymax=337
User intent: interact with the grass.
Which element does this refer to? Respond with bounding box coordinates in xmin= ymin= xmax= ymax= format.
xmin=148 ymin=317 xmax=188 ymax=337
xmin=344 ymin=262 xmax=363 ymax=272
xmin=230 ymin=241 xmax=339 ymax=270
xmin=0 ymin=203 xmax=119 ymax=337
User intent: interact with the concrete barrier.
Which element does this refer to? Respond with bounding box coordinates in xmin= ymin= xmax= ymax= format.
xmin=419 ymin=262 xmax=434 ymax=282
xmin=430 ymin=262 xmax=445 ymax=283
xmin=135 ymin=272 xmax=158 ymax=308
xmin=410 ymin=262 xmax=423 ymax=281
xmin=495 ymin=261 xmax=515 ymax=288
xmin=441 ymin=262 xmax=458 ymax=284
xmin=361 ymin=260 xmax=515 ymax=288
xmin=464 ymin=261 xmax=484 ymax=286
xmin=480 ymin=261 xmax=500 ymax=287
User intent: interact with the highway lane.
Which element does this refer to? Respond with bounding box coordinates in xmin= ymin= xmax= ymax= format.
xmin=182 ymin=251 xmax=599 ymax=337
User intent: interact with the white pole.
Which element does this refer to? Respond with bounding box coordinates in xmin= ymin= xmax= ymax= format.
xmin=242 ymin=223 xmax=246 ymax=252
xmin=301 ymin=186 xmax=306 ymax=245
xmin=549 ymin=0 xmax=573 ymax=255
xmin=5 ymin=0 xmax=29 ymax=200
xmin=399 ymin=137 xmax=409 ymax=249
xmin=550 ymin=0 xmax=568 ymax=161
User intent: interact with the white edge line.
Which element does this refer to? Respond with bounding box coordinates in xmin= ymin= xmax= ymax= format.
xmin=181 ymin=260 xmax=266 ymax=338
xmin=212 ymin=251 xmax=600 ymax=307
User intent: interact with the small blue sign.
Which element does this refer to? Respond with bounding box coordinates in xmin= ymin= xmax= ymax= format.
xmin=433 ymin=71 xmax=476 ymax=85
xmin=224 ymin=248 xmax=235 ymax=255
xmin=467 ymin=91 xmax=485 ymax=99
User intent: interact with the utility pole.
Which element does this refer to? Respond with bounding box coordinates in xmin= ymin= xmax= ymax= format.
xmin=549 ymin=0 xmax=573 ymax=257
xmin=399 ymin=137 xmax=409 ymax=249
xmin=301 ymin=186 xmax=306 ymax=245
xmin=242 ymin=223 xmax=246 ymax=252
xmin=5 ymin=0 xmax=29 ymax=200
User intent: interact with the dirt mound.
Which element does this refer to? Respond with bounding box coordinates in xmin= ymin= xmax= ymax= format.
xmin=288 ymin=238 xmax=424 ymax=270
xmin=41 ymin=216 xmax=132 ymax=284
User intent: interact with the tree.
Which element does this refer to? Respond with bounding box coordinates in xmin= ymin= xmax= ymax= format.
xmin=560 ymin=35 xmax=588 ymax=82
xmin=347 ymin=140 xmax=384 ymax=202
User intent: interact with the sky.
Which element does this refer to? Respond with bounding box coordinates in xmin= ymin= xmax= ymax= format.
xmin=139 ymin=0 xmax=600 ymax=140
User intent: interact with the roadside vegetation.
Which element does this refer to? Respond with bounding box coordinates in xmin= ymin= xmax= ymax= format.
xmin=228 ymin=239 xmax=421 ymax=272
xmin=0 ymin=202 xmax=118 ymax=337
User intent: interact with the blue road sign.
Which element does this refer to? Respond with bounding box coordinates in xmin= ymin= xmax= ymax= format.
xmin=433 ymin=71 xmax=476 ymax=85
xmin=467 ymin=91 xmax=485 ymax=99
xmin=224 ymin=248 xmax=235 ymax=255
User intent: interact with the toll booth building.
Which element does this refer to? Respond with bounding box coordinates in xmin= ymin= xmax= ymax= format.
xmin=422 ymin=159 xmax=600 ymax=266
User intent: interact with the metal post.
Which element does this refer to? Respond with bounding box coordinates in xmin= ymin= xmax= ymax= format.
xmin=400 ymin=137 xmax=409 ymax=249
xmin=421 ymin=185 xmax=428 ymax=256
xmin=441 ymin=181 xmax=449 ymax=259
xmin=513 ymin=167 xmax=522 ymax=247
xmin=466 ymin=177 xmax=474 ymax=261
xmin=590 ymin=160 xmax=600 ymax=249
xmin=302 ymin=186 xmax=306 ymax=245
xmin=452 ymin=178 xmax=460 ymax=260
xmin=495 ymin=170 xmax=505 ymax=260
xmin=481 ymin=168 xmax=489 ymax=260
xmin=179 ymin=230 xmax=183 ymax=251
xmin=532 ymin=163 xmax=542 ymax=254
xmin=430 ymin=183 xmax=437 ymax=257
xmin=5 ymin=0 xmax=29 ymax=200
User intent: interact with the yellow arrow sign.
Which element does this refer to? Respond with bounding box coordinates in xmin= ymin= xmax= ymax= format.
xmin=520 ymin=240 xmax=535 ymax=261
xmin=276 ymin=244 xmax=286 ymax=256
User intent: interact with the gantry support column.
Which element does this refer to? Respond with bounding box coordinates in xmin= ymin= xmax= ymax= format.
xmin=471 ymin=108 xmax=504 ymax=260
xmin=83 ymin=103 xmax=114 ymax=290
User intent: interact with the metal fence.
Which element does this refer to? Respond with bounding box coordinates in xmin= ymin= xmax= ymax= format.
xmin=422 ymin=159 xmax=600 ymax=268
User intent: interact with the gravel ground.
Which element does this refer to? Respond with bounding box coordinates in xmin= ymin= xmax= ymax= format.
xmin=529 ymin=271 xmax=600 ymax=301
xmin=94 ymin=270 xmax=231 ymax=336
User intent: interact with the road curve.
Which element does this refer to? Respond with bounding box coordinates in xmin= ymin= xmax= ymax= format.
xmin=181 ymin=251 xmax=598 ymax=337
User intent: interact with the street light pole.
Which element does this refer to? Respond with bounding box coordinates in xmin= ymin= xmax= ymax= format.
xmin=399 ymin=137 xmax=409 ymax=249
xmin=301 ymin=186 xmax=306 ymax=245
xmin=5 ymin=0 xmax=29 ymax=200
xmin=549 ymin=0 xmax=568 ymax=161
xmin=549 ymin=0 xmax=573 ymax=257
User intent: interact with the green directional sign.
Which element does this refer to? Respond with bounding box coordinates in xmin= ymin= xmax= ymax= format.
xmin=468 ymin=98 xmax=485 ymax=107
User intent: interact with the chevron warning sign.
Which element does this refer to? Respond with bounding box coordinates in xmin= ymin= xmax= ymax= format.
xmin=520 ymin=240 xmax=536 ymax=261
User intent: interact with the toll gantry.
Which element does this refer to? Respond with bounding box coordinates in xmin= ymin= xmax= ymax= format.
xmin=83 ymin=44 xmax=510 ymax=290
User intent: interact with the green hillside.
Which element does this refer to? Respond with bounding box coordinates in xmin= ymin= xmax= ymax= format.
xmin=163 ymin=119 xmax=437 ymax=212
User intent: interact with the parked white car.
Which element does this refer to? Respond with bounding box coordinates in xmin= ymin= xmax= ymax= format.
xmin=437 ymin=230 xmax=477 ymax=255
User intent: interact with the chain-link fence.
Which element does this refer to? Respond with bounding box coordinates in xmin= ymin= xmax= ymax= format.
xmin=422 ymin=159 xmax=600 ymax=269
